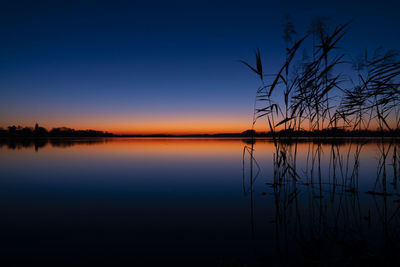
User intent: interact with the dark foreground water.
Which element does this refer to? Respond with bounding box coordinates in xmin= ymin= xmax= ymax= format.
xmin=0 ymin=138 xmax=399 ymax=266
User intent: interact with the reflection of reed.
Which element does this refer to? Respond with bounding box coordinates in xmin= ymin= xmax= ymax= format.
xmin=243 ymin=139 xmax=400 ymax=265
xmin=242 ymin=138 xmax=260 ymax=234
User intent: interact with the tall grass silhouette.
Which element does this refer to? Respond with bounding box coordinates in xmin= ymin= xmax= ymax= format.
xmin=242 ymin=17 xmax=400 ymax=134
xmin=241 ymin=18 xmax=400 ymax=265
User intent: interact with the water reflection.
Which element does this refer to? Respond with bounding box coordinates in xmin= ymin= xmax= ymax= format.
xmin=0 ymin=138 xmax=399 ymax=265
xmin=244 ymin=138 xmax=400 ymax=266
xmin=0 ymin=138 xmax=109 ymax=151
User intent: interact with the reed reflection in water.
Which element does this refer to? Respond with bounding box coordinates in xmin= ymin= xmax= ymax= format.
xmin=243 ymin=138 xmax=400 ymax=266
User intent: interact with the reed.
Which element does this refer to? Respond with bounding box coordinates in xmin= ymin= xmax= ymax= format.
xmin=241 ymin=17 xmax=400 ymax=261
xmin=241 ymin=16 xmax=400 ymax=135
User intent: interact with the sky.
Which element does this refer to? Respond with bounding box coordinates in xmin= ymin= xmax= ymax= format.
xmin=1 ymin=0 xmax=400 ymax=134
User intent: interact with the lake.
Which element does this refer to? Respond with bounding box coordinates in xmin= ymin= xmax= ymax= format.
xmin=0 ymin=138 xmax=399 ymax=266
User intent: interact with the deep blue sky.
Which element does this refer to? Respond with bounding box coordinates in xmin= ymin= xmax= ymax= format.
xmin=1 ymin=0 xmax=399 ymax=133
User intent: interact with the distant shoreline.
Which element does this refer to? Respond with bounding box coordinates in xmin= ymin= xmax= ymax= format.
xmin=1 ymin=124 xmax=399 ymax=139
xmin=1 ymin=135 xmax=400 ymax=140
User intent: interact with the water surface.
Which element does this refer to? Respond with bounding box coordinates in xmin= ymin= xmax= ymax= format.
xmin=0 ymin=138 xmax=399 ymax=266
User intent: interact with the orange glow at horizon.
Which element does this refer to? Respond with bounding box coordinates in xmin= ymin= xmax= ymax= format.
xmin=72 ymin=119 xmax=260 ymax=135
xmin=0 ymin=111 xmax=392 ymax=135
xmin=0 ymin=113 xmax=262 ymax=135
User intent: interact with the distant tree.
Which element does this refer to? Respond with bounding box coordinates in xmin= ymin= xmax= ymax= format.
xmin=8 ymin=126 xmax=16 ymax=134
xmin=241 ymin=129 xmax=256 ymax=137
xmin=0 ymin=127 xmax=7 ymax=136
xmin=33 ymin=123 xmax=48 ymax=136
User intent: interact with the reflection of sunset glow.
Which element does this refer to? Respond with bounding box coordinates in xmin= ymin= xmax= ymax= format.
xmin=48 ymin=138 xmax=257 ymax=158
xmin=0 ymin=138 xmax=381 ymax=163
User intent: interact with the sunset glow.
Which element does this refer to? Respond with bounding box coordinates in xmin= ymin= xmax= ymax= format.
xmin=1 ymin=4 xmax=399 ymax=134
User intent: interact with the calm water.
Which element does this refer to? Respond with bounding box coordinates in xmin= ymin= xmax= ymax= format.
xmin=0 ymin=138 xmax=399 ymax=266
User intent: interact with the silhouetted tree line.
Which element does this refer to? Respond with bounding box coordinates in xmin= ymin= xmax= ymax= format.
xmin=0 ymin=123 xmax=114 ymax=138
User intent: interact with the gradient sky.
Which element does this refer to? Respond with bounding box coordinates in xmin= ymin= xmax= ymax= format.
xmin=1 ymin=0 xmax=400 ymax=134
